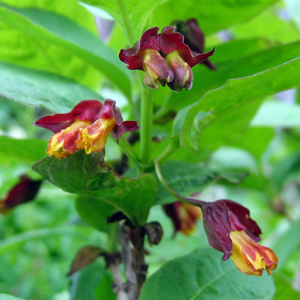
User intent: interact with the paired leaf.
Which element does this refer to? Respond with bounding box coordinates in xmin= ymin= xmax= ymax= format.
xmin=32 ymin=151 xmax=157 ymax=226
xmin=181 ymin=57 xmax=300 ymax=151
xmin=0 ymin=60 xmax=102 ymax=112
xmin=140 ymin=248 xmax=275 ymax=300
xmin=0 ymin=3 xmax=131 ymax=98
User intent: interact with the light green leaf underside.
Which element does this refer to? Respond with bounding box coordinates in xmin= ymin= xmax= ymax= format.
xmin=0 ymin=3 xmax=131 ymax=98
xmin=181 ymin=57 xmax=300 ymax=151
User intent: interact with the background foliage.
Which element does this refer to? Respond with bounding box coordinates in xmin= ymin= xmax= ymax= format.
xmin=0 ymin=0 xmax=300 ymax=299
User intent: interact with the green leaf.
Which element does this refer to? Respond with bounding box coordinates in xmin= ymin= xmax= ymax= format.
xmin=0 ymin=60 xmax=102 ymax=112
xmin=156 ymin=161 xmax=246 ymax=205
xmin=151 ymin=0 xmax=279 ymax=36
xmin=181 ymin=57 xmax=300 ymax=152
xmin=167 ymin=41 xmax=300 ymax=111
xmin=0 ymin=0 xmax=101 ymax=90
xmin=0 ymin=3 xmax=131 ymax=98
xmin=0 ymin=295 xmax=26 ymax=300
xmin=140 ymin=248 xmax=275 ymax=300
xmin=272 ymin=217 xmax=300 ymax=270
xmin=0 ymin=136 xmax=47 ymax=164
xmin=32 ymin=151 xmax=157 ymax=226
xmin=76 ymin=194 xmax=115 ymax=232
xmin=70 ymin=260 xmax=116 ymax=300
xmin=79 ymin=0 xmax=169 ymax=40
xmin=273 ymin=274 xmax=300 ymax=300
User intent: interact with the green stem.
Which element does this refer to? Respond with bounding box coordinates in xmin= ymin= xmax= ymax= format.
xmin=156 ymin=137 xmax=180 ymax=165
xmin=140 ymin=87 xmax=153 ymax=170
xmin=106 ymin=223 xmax=119 ymax=252
xmin=116 ymin=0 xmax=135 ymax=44
xmin=154 ymin=160 xmax=202 ymax=207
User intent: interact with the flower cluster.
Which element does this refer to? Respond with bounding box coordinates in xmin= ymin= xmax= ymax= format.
xmin=0 ymin=175 xmax=42 ymax=214
xmin=171 ymin=18 xmax=216 ymax=70
xmin=119 ymin=26 xmax=215 ymax=92
xmin=200 ymin=199 xmax=278 ymax=276
xmin=35 ymin=99 xmax=139 ymax=159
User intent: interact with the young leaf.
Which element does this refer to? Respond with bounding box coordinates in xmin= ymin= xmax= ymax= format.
xmin=32 ymin=151 xmax=157 ymax=226
xmin=181 ymin=57 xmax=300 ymax=151
xmin=0 ymin=3 xmax=131 ymax=98
xmin=79 ymin=0 xmax=169 ymax=40
xmin=140 ymin=248 xmax=275 ymax=300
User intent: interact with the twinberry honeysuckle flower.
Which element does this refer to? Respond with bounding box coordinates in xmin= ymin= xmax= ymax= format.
xmin=119 ymin=26 xmax=215 ymax=91
xmin=163 ymin=201 xmax=202 ymax=236
xmin=171 ymin=18 xmax=216 ymax=70
xmin=201 ymin=199 xmax=278 ymax=276
xmin=0 ymin=175 xmax=42 ymax=214
xmin=35 ymin=99 xmax=139 ymax=159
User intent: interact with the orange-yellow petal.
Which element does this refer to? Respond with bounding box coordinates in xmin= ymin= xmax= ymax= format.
xmin=77 ymin=118 xmax=117 ymax=154
xmin=47 ymin=120 xmax=90 ymax=159
xmin=230 ymin=230 xmax=278 ymax=276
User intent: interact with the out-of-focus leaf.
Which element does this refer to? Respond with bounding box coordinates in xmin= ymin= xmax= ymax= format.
xmin=0 ymin=228 xmax=86 ymax=255
xmin=0 ymin=3 xmax=131 ymax=98
xmin=0 ymin=136 xmax=47 ymax=164
xmin=32 ymin=151 xmax=157 ymax=226
xmin=151 ymin=0 xmax=279 ymax=36
xmin=271 ymin=151 xmax=300 ymax=187
xmin=181 ymin=57 xmax=300 ymax=152
xmin=251 ymin=101 xmax=300 ymax=127
xmin=284 ymin=0 xmax=300 ymax=30
xmin=155 ymin=161 xmax=247 ymax=205
xmin=78 ymin=0 xmax=169 ymax=40
xmin=67 ymin=245 xmax=105 ymax=276
xmin=273 ymin=274 xmax=300 ymax=300
xmin=0 ymin=295 xmax=26 ymax=300
xmin=76 ymin=194 xmax=115 ymax=232
xmin=232 ymin=9 xmax=300 ymax=43
xmin=70 ymin=260 xmax=116 ymax=300
xmin=272 ymin=217 xmax=300 ymax=270
xmin=0 ymin=60 xmax=102 ymax=113
xmin=167 ymin=41 xmax=300 ymax=110
xmin=140 ymin=248 xmax=275 ymax=300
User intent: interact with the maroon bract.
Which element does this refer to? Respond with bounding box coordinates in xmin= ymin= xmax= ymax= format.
xmin=35 ymin=99 xmax=139 ymax=159
xmin=119 ymin=26 xmax=214 ymax=91
xmin=0 ymin=175 xmax=42 ymax=214
xmin=172 ymin=18 xmax=216 ymax=70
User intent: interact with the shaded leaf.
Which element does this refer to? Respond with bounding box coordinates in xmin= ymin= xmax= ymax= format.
xmin=32 ymin=151 xmax=157 ymax=226
xmin=67 ymin=245 xmax=105 ymax=276
xmin=155 ymin=161 xmax=247 ymax=205
xmin=75 ymin=194 xmax=115 ymax=233
xmin=140 ymin=248 xmax=275 ymax=300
